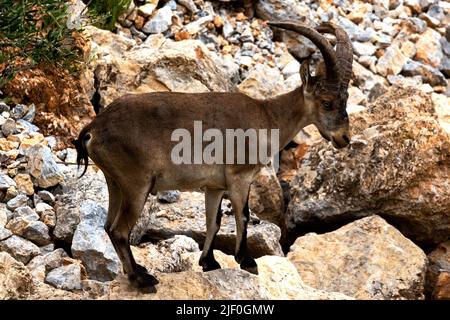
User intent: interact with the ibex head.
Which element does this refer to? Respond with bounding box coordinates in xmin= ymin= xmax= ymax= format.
xmin=268 ymin=22 xmax=353 ymax=148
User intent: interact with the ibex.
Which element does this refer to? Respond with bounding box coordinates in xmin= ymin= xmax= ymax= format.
xmin=73 ymin=21 xmax=353 ymax=290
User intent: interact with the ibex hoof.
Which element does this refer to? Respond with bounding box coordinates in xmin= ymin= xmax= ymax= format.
xmin=240 ymin=256 xmax=258 ymax=275
xmin=199 ymin=257 xmax=222 ymax=272
xmin=129 ymin=264 xmax=159 ymax=291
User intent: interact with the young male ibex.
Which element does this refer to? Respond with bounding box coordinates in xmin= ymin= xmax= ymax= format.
xmin=73 ymin=21 xmax=353 ymax=290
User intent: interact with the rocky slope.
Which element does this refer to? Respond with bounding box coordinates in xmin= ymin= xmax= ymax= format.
xmin=1 ymin=0 xmax=450 ymax=300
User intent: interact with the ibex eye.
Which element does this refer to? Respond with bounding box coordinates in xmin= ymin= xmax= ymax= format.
xmin=322 ymin=101 xmax=332 ymax=110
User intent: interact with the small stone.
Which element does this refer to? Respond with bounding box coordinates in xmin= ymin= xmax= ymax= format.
xmin=142 ymin=6 xmax=173 ymax=34
xmin=222 ymin=20 xmax=235 ymax=39
xmin=402 ymin=60 xmax=447 ymax=86
xmin=0 ymin=225 xmax=12 ymax=241
xmin=352 ymin=42 xmax=377 ymax=57
xmin=174 ymin=29 xmax=190 ymax=41
xmin=240 ymin=28 xmax=254 ymax=42
xmin=130 ymin=26 xmax=147 ymax=40
xmin=22 ymin=104 xmax=35 ymax=123
xmin=35 ymin=202 xmax=56 ymax=228
xmin=10 ymin=104 xmax=28 ymax=120
xmin=2 ymin=118 xmax=18 ymax=136
xmin=7 ymin=195 xmax=29 ymax=211
xmin=37 ymin=190 xmax=55 ymax=205
xmin=6 ymin=217 xmax=51 ymax=246
xmin=0 ymin=103 xmax=10 ymax=113
xmin=0 ymin=235 xmax=40 ymax=264
xmin=14 ymin=174 xmax=34 ymax=196
xmin=45 ymin=264 xmax=82 ymax=291
xmin=415 ymin=28 xmax=443 ymax=68
xmin=213 ymin=15 xmax=223 ymax=28
xmin=137 ymin=3 xmax=157 ymax=17
xmin=0 ymin=173 xmax=16 ymax=190
xmin=281 ymin=59 xmax=300 ymax=78
xmin=178 ymin=0 xmax=198 ymax=13
xmin=16 ymin=120 xmax=39 ymax=133
xmin=0 ymin=205 xmax=8 ymax=227
xmin=0 ymin=138 xmax=19 ymax=151
xmin=400 ymin=40 xmax=416 ymax=59
xmin=39 ymin=243 xmax=54 ymax=255
xmin=376 ymin=44 xmax=407 ymax=76
xmin=157 ymin=190 xmax=181 ymax=203
xmin=4 ymin=186 xmax=18 ymax=203
xmin=134 ymin=15 xmax=145 ymax=30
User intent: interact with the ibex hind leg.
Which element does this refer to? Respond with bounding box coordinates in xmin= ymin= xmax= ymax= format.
xmin=226 ymin=171 xmax=258 ymax=275
xmin=199 ymin=189 xmax=224 ymax=272
xmin=105 ymin=176 xmax=158 ymax=291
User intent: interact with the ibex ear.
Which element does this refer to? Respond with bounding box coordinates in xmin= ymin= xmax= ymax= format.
xmin=300 ymin=60 xmax=310 ymax=88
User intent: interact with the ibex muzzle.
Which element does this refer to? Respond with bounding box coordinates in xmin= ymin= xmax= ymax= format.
xmin=73 ymin=21 xmax=353 ymax=290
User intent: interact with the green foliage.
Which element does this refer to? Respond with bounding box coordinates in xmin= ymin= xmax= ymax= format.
xmin=86 ymin=0 xmax=132 ymax=31
xmin=0 ymin=0 xmax=83 ymax=87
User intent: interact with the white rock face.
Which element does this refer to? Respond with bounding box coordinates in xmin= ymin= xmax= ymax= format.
xmin=71 ymin=200 xmax=121 ymax=282
xmin=288 ymin=216 xmax=427 ymax=300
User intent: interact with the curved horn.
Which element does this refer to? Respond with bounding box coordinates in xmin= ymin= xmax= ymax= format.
xmin=268 ymin=21 xmax=338 ymax=80
xmin=316 ymin=22 xmax=353 ymax=87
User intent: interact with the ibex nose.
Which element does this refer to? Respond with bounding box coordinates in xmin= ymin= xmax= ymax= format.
xmin=331 ymin=131 xmax=351 ymax=149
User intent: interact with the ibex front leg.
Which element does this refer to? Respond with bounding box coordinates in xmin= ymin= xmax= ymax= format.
xmin=226 ymin=168 xmax=258 ymax=274
xmin=199 ymin=188 xmax=224 ymax=271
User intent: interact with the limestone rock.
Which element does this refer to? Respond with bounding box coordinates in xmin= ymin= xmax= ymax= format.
xmin=287 ymin=87 xmax=450 ymax=245
xmin=132 ymin=235 xmax=200 ymax=274
xmin=45 ymin=264 xmax=82 ymax=291
xmin=248 ymin=167 xmax=286 ymax=233
xmin=0 ymin=173 xmax=16 ymax=191
xmin=6 ymin=217 xmax=51 ymax=246
xmin=27 ymin=144 xmax=63 ymax=188
xmin=156 ymin=190 xmax=180 ymax=203
xmin=402 ymin=59 xmax=447 ymax=86
xmin=0 ymin=252 xmax=34 ymax=299
xmin=288 ymin=216 xmax=427 ymax=299
xmin=105 ymin=254 xmax=351 ymax=300
xmin=14 ymin=173 xmax=34 ymax=196
xmin=238 ymin=64 xmax=287 ymax=99
xmin=53 ymin=166 xmax=108 ymax=243
xmin=132 ymin=191 xmax=283 ymax=257
xmin=0 ymin=235 xmax=40 ymax=264
xmin=7 ymin=195 xmax=29 ymax=211
xmin=71 ymin=200 xmax=121 ymax=282
xmin=414 ymin=28 xmax=443 ymax=67
xmin=376 ymin=44 xmax=408 ymax=76
xmin=142 ymin=6 xmax=173 ymax=34
xmin=84 ymin=26 xmax=238 ymax=107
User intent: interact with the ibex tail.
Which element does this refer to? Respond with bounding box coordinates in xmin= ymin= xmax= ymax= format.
xmin=72 ymin=128 xmax=91 ymax=178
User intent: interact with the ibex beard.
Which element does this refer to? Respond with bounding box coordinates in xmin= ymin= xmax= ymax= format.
xmin=73 ymin=21 xmax=353 ymax=291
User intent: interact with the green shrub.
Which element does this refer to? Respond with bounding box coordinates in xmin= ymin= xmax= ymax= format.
xmin=0 ymin=0 xmax=83 ymax=86
xmin=85 ymin=0 xmax=132 ymax=31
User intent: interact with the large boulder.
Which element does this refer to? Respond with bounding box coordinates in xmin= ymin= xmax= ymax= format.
xmin=71 ymin=200 xmax=121 ymax=282
xmin=287 ymin=87 xmax=450 ymax=245
xmin=131 ymin=191 xmax=283 ymax=257
xmin=288 ymin=216 xmax=427 ymax=300
xmin=105 ymin=254 xmax=351 ymax=300
xmin=53 ymin=166 xmax=109 ymax=243
xmin=84 ymin=26 xmax=239 ymax=107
